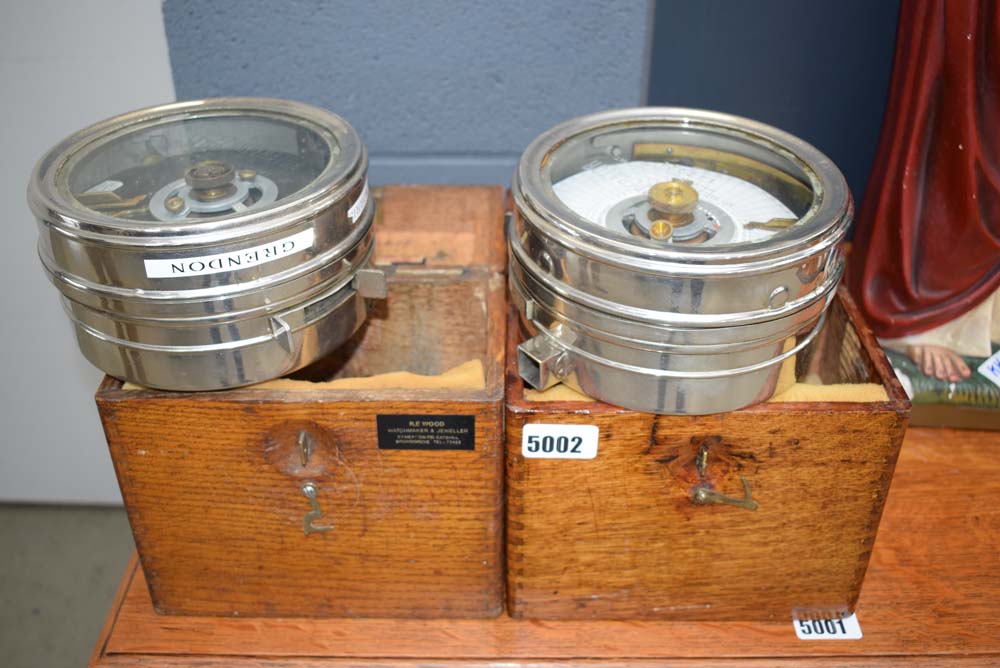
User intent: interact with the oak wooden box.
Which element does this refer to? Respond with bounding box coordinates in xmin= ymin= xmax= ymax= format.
xmin=505 ymin=289 xmax=910 ymax=621
xmin=92 ymin=427 xmax=1000 ymax=667
xmin=96 ymin=185 xmax=506 ymax=618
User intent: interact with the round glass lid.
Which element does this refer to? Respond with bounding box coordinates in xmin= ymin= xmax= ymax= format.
xmin=59 ymin=110 xmax=337 ymax=223
xmin=544 ymin=119 xmax=822 ymax=248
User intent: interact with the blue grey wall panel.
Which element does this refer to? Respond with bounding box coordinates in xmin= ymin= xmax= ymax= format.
xmin=163 ymin=0 xmax=652 ymax=184
xmin=647 ymin=0 xmax=899 ymax=205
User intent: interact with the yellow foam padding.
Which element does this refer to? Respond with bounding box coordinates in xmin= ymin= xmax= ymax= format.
xmin=767 ymin=382 xmax=888 ymax=403
xmin=122 ymin=359 xmax=486 ymax=392
xmin=525 ymin=380 xmax=887 ymax=403
xmin=524 ymin=384 xmax=591 ymax=402
xmin=527 ymin=338 xmax=800 ymax=403
xmin=774 ymin=337 xmax=798 ymax=396
xmin=522 ymin=334 xmax=889 ymax=404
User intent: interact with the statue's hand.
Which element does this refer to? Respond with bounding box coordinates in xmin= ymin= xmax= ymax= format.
xmin=904 ymin=344 xmax=972 ymax=382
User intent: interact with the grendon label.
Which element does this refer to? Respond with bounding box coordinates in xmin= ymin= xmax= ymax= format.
xmin=143 ymin=228 xmax=315 ymax=278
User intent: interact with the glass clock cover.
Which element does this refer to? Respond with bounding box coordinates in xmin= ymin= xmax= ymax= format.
xmin=543 ymin=121 xmax=819 ymax=249
xmin=57 ymin=111 xmax=337 ymax=223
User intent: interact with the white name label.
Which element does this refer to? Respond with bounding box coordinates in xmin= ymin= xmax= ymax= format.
xmin=978 ymin=350 xmax=1000 ymax=388
xmin=144 ymin=228 xmax=315 ymax=278
xmin=521 ymin=423 xmax=598 ymax=459
xmin=793 ymin=614 xmax=863 ymax=640
xmin=348 ymin=181 xmax=370 ymax=223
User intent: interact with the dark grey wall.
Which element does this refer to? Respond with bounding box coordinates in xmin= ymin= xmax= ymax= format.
xmin=647 ymin=0 xmax=900 ymax=204
xmin=163 ymin=0 xmax=652 ymax=185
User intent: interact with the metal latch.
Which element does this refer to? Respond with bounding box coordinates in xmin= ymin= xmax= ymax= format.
xmin=353 ymin=268 xmax=388 ymax=299
xmin=690 ymin=440 xmax=759 ymax=511
xmin=517 ymin=334 xmax=569 ymax=391
xmin=300 ymin=482 xmax=333 ymax=534
xmin=691 ymin=476 xmax=759 ymax=511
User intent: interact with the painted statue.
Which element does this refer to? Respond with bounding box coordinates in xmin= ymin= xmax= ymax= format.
xmin=849 ymin=0 xmax=1000 ymax=419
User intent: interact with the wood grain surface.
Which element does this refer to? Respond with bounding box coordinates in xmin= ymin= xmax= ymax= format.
xmin=373 ymin=184 xmax=506 ymax=271
xmin=506 ymin=408 xmax=906 ymax=620
xmin=505 ymin=288 xmax=911 ymax=620
xmin=91 ymin=427 xmax=1000 ymax=667
xmin=95 ymin=185 xmax=507 ymax=618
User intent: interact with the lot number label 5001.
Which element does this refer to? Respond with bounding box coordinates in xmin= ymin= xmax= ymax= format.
xmin=793 ymin=614 xmax=863 ymax=640
xmin=521 ymin=424 xmax=598 ymax=459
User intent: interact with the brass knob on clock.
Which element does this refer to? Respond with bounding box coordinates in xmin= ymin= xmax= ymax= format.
xmin=185 ymin=159 xmax=237 ymax=202
xmin=647 ymin=180 xmax=699 ymax=233
xmin=648 ymin=179 xmax=699 ymax=217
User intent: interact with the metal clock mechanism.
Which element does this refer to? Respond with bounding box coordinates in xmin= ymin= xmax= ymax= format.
xmin=29 ymin=98 xmax=384 ymax=391
xmin=510 ymin=108 xmax=852 ymax=414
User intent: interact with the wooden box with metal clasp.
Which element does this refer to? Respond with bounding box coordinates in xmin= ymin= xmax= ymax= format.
xmin=96 ymin=185 xmax=506 ymax=618
xmin=504 ymin=285 xmax=910 ymax=621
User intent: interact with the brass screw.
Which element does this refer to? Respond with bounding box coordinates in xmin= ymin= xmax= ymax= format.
xmin=165 ymin=196 xmax=185 ymax=214
xmin=649 ymin=219 xmax=673 ymax=240
xmin=238 ymin=169 xmax=257 ymax=181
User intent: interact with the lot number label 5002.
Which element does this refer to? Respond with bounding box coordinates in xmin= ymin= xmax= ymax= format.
xmin=521 ymin=424 xmax=598 ymax=460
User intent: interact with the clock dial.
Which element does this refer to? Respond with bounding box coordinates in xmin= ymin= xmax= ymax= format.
xmin=554 ymin=161 xmax=797 ymax=246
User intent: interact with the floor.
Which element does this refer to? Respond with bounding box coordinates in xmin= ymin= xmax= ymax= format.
xmin=0 ymin=505 xmax=134 ymax=668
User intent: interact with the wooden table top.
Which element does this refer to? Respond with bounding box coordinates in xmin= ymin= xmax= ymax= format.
xmin=90 ymin=427 xmax=1000 ymax=667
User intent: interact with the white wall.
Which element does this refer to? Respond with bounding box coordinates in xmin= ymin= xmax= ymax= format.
xmin=0 ymin=1 xmax=175 ymax=504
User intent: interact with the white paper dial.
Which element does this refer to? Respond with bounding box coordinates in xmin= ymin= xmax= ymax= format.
xmin=553 ymin=161 xmax=797 ymax=244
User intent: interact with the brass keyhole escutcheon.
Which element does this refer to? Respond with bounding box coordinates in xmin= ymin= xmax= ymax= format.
xmin=298 ymin=430 xmax=314 ymax=467
xmin=263 ymin=421 xmax=334 ymax=476
xmin=301 ymin=482 xmax=334 ymax=535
